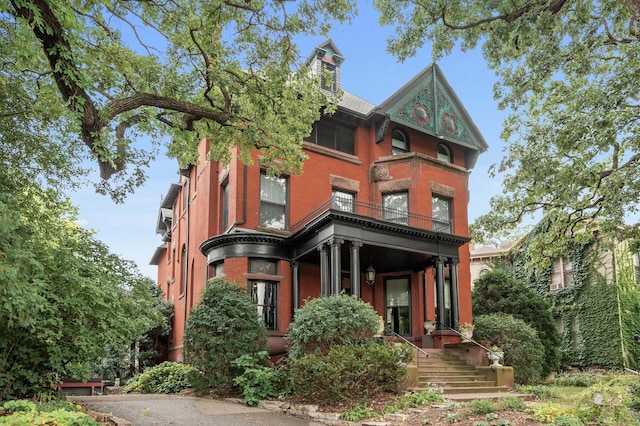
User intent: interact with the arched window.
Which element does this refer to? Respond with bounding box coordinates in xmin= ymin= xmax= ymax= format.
xmin=391 ymin=129 xmax=409 ymax=155
xmin=437 ymin=143 xmax=451 ymax=162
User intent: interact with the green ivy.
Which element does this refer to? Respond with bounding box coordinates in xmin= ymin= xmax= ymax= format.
xmin=505 ymin=214 xmax=638 ymax=369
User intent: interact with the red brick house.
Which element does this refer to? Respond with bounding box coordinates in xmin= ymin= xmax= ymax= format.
xmin=150 ymin=40 xmax=488 ymax=362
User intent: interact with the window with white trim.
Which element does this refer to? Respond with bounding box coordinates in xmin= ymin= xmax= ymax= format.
xmin=391 ymin=129 xmax=409 ymax=155
xmin=432 ymin=195 xmax=452 ymax=233
xmin=260 ymin=172 xmax=287 ymax=230
xmin=250 ymin=281 xmax=278 ymax=331
xmin=437 ymin=143 xmax=451 ymax=162
xmin=332 ymin=189 xmax=355 ymax=213
xmin=382 ymin=192 xmax=409 ymax=225
xmin=550 ymin=257 xmax=573 ymax=290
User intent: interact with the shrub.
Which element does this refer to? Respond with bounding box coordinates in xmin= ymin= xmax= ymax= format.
xmin=232 ymin=351 xmax=289 ymax=406
xmin=470 ymin=398 xmax=496 ymax=415
xmin=472 ymin=269 xmax=561 ymax=377
xmin=123 ymin=361 xmax=204 ymax=394
xmin=474 ymin=313 xmax=545 ymax=384
xmin=286 ymin=294 xmax=380 ymax=359
xmin=183 ymin=279 xmax=267 ymax=393
xmin=289 ymin=339 xmax=412 ymax=405
xmin=0 ymin=399 xmax=99 ymax=426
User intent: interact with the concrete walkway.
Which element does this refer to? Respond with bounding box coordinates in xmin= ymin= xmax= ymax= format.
xmin=70 ymin=394 xmax=325 ymax=426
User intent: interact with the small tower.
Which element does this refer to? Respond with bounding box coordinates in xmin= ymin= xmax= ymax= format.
xmin=305 ymin=39 xmax=345 ymax=93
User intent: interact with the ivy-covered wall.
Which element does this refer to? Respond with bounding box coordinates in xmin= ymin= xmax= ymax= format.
xmin=505 ymin=216 xmax=639 ymax=369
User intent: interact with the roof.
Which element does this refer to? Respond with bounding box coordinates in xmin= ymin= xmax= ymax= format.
xmin=338 ymin=90 xmax=376 ymax=116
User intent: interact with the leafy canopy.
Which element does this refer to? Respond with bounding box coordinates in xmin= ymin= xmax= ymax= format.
xmin=0 ymin=169 xmax=164 ymax=399
xmin=2 ymin=0 xmax=355 ymax=200
xmin=375 ymin=0 xmax=640 ymax=264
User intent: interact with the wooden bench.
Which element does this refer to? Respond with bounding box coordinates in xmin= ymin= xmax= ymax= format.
xmin=57 ymin=381 xmax=104 ymax=396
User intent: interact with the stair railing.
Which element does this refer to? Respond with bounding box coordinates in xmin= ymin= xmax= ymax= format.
xmin=383 ymin=326 xmax=430 ymax=369
xmin=436 ymin=322 xmax=504 ymax=368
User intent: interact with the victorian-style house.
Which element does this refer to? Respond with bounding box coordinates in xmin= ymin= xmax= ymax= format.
xmin=151 ymin=40 xmax=488 ymax=361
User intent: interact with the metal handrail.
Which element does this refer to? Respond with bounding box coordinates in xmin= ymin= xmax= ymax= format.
xmin=383 ymin=326 xmax=430 ymax=369
xmin=290 ymin=196 xmax=450 ymax=234
xmin=436 ymin=322 xmax=503 ymax=362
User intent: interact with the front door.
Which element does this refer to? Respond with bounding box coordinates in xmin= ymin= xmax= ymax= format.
xmin=385 ymin=277 xmax=411 ymax=335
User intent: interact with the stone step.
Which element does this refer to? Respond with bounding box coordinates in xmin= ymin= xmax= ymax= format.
xmin=420 ymin=375 xmax=488 ymax=382
xmin=441 ymin=386 xmax=510 ymax=394
xmin=417 ymin=366 xmax=478 ymax=373
xmin=421 ymin=380 xmax=497 ymax=388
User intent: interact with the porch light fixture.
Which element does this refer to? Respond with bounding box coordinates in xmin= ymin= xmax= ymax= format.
xmin=365 ymin=264 xmax=376 ymax=286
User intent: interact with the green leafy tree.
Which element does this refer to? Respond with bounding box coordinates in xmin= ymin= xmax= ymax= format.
xmin=94 ymin=281 xmax=173 ymax=381
xmin=285 ymin=294 xmax=380 ymax=359
xmin=2 ymin=0 xmax=355 ymax=200
xmin=183 ymin=279 xmax=268 ymax=394
xmin=474 ymin=313 xmax=545 ymax=384
xmin=0 ymin=171 xmax=163 ymax=399
xmin=375 ymin=0 xmax=640 ymax=265
xmin=472 ymin=269 xmax=561 ymax=377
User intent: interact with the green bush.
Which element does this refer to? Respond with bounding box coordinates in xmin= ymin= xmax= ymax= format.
xmin=289 ymin=339 xmax=412 ymax=405
xmin=0 ymin=399 xmax=99 ymax=426
xmin=183 ymin=279 xmax=267 ymax=393
xmin=231 ymin=351 xmax=289 ymax=406
xmin=474 ymin=313 xmax=546 ymax=384
xmin=286 ymin=294 xmax=380 ymax=359
xmin=472 ymin=269 xmax=561 ymax=377
xmin=123 ymin=361 xmax=204 ymax=394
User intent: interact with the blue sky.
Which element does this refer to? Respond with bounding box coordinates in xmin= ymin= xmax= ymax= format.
xmin=70 ymin=5 xmax=508 ymax=279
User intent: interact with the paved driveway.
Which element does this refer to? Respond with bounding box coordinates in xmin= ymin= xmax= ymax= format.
xmin=70 ymin=394 xmax=324 ymax=426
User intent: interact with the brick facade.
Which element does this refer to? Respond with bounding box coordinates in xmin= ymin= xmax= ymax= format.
xmin=151 ymin=41 xmax=488 ymax=361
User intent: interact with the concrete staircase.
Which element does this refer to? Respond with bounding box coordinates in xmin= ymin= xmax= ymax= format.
xmin=411 ymin=349 xmax=509 ymax=395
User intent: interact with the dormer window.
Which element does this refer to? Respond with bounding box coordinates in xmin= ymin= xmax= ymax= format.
xmin=437 ymin=143 xmax=451 ymax=162
xmin=391 ymin=129 xmax=409 ymax=155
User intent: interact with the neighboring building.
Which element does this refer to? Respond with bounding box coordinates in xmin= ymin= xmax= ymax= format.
xmin=151 ymin=40 xmax=488 ymax=361
xmin=470 ymin=225 xmax=640 ymax=369
xmin=469 ymin=242 xmax=513 ymax=284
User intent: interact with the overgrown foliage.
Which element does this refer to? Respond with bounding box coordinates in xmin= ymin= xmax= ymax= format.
xmin=375 ymin=0 xmax=640 ymax=264
xmin=123 ymin=361 xmax=204 ymax=394
xmin=2 ymin=0 xmax=355 ymax=200
xmin=232 ymin=351 xmax=289 ymax=407
xmin=93 ymin=282 xmax=173 ymax=382
xmin=474 ymin=314 xmax=545 ymax=384
xmin=472 ymin=269 xmax=561 ymax=377
xmin=0 ymin=171 xmax=163 ymax=400
xmin=285 ymin=294 xmax=380 ymax=359
xmin=183 ymin=279 xmax=268 ymax=393
xmin=508 ymin=216 xmax=628 ymax=368
xmin=0 ymin=399 xmax=100 ymax=425
xmin=288 ymin=339 xmax=412 ymax=405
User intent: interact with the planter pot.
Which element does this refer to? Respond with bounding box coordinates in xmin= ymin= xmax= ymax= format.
xmin=487 ymin=350 xmax=504 ymax=367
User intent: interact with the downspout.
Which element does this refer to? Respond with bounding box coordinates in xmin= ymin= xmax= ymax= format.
xmin=231 ymin=165 xmax=248 ymax=228
xmin=182 ymin=175 xmax=191 ymax=340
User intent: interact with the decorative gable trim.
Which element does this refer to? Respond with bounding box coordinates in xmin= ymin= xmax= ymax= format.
xmin=378 ymin=63 xmax=488 ymax=156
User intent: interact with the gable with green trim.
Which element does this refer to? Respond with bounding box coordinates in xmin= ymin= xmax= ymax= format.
xmin=379 ymin=64 xmax=487 ymax=154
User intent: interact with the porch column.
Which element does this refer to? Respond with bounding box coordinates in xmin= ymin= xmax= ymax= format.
xmin=291 ymin=261 xmax=300 ymax=311
xmin=435 ymin=256 xmax=445 ymax=330
xmin=330 ymin=238 xmax=343 ymax=295
xmin=449 ymin=259 xmax=460 ymax=330
xmin=350 ymin=241 xmax=362 ymax=299
xmin=319 ymin=243 xmax=329 ymax=297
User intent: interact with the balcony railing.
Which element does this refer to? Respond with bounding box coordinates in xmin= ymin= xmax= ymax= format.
xmin=290 ymin=196 xmax=452 ymax=235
